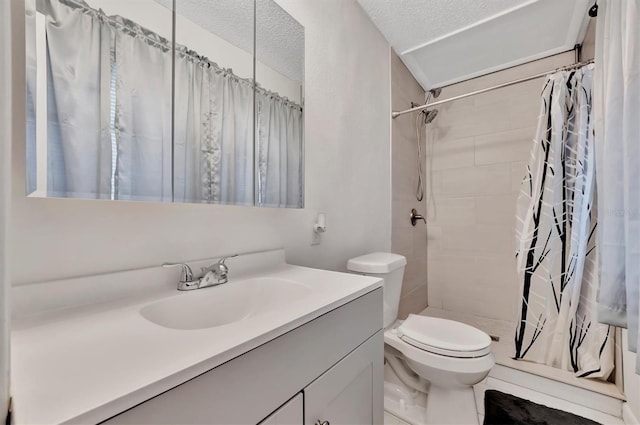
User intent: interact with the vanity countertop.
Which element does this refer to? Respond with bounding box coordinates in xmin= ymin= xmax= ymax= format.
xmin=11 ymin=262 xmax=382 ymax=424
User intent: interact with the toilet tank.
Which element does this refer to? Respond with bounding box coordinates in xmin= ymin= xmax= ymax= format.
xmin=346 ymin=252 xmax=407 ymax=328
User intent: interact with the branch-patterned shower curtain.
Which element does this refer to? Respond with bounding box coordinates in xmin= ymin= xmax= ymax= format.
xmin=514 ymin=65 xmax=614 ymax=379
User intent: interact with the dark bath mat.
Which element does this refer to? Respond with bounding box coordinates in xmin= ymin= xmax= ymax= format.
xmin=483 ymin=390 xmax=601 ymax=425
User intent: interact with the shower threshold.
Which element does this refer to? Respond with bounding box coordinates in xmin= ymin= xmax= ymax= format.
xmin=420 ymin=307 xmax=625 ymax=401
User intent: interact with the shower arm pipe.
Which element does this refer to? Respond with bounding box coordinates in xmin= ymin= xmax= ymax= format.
xmin=391 ymin=59 xmax=594 ymax=119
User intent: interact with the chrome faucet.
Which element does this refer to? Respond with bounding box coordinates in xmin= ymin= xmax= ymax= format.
xmin=163 ymin=254 xmax=238 ymax=291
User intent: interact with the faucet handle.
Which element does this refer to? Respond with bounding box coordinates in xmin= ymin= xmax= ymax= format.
xmin=162 ymin=263 xmax=194 ymax=283
xmin=201 ymin=254 xmax=238 ymax=274
xmin=218 ymin=254 xmax=238 ymax=275
xmin=410 ymin=208 xmax=427 ymax=226
xmin=218 ymin=254 xmax=238 ymax=265
xmin=200 ymin=254 xmax=239 ymax=285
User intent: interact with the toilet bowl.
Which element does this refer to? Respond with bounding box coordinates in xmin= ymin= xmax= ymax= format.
xmin=347 ymin=253 xmax=495 ymax=425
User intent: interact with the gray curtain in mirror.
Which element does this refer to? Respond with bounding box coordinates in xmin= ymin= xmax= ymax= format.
xmin=37 ymin=0 xmax=114 ymax=199
xmin=256 ymin=91 xmax=303 ymax=208
xmin=112 ymin=16 xmax=173 ymax=202
xmin=30 ymin=0 xmax=173 ymax=201
xmin=25 ymin=0 xmax=38 ymax=195
xmin=173 ymin=53 xmax=254 ymax=206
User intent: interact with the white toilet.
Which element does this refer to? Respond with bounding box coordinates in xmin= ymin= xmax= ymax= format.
xmin=347 ymin=252 xmax=495 ymax=425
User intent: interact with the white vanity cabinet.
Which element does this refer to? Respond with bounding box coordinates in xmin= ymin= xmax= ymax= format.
xmin=259 ymin=394 xmax=303 ymax=425
xmin=102 ymin=288 xmax=383 ymax=425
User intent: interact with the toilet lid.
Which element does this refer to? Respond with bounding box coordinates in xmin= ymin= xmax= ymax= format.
xmin=397 ymin=315 xmax=492 ymax=358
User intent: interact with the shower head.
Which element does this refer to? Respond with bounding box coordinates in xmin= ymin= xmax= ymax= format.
xmin=423 ymin=87 xmax=442 ymax=107
xmin=422 ymin=109 xmax=438 ymax=124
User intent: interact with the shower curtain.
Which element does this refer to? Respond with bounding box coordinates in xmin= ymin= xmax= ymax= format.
xmin=594 ymin=0 xmax=640 ymax=373
xmin=514 ymin=65 xmax=614 ymax=378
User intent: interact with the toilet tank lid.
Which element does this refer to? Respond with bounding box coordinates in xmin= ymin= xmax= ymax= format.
xmin=347 ymin=252 xmax=407 ymax=273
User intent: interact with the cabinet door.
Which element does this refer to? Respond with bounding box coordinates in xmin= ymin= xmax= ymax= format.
xmin=260 ymin=393 xmax=303 ymax=425
xmin=304 ymin=331 xmax=383 ymax=425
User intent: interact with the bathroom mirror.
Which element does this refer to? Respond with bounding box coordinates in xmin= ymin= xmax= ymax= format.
xmin=25 ymin=0 xmax=305 ymax=207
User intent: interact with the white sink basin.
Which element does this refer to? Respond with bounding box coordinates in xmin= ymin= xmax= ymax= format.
xmin=140 ymin=277 xmax=311 ymax=330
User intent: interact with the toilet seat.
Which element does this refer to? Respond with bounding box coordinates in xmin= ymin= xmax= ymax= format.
xmin=397 ymin=315 xmax=491 ymax=358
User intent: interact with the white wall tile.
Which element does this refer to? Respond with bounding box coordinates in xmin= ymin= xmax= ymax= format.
xmin=443 ymin=284 xmax=515 ymax=321
xmin=401 ymin=259 xmax=427 ymax=298
xmin=427 ymin=283 xmax=444 ymax=309
xmin=427 ymin=170 xmax=442 ymax=196
xmin=473 ymin=164 xmax=513 ymax=195
xmin=441 ymin=164 xmax=511 ymax=197
xmin=391 ymin=226 xmax=415 ymax=260
xmin=431 ymin=137 xmax=475 ymax=171
xmin=474 ymin=127 xmax=535 ymax=166
xmin=398 ymin=283 xmax=428 ymax=320
xmin=439 ymin=224 xmax=514 ymax=256
xmin=428 ymin=197 xmax=475 ymax=225
xmin=475 ymin=195 xmax=517 ymax=226
xmin=439 ymin=167 xmax=479 ymax=197
xmin=413 ymin=225 xmax=428 ymax=259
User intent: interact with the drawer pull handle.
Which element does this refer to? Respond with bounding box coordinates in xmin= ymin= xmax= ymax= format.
xmin=315 ymin=421 xmax=329 ymax=425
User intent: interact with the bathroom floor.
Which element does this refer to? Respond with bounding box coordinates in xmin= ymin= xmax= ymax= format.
xmin=383 ymin=307 xmax=626 ymax=425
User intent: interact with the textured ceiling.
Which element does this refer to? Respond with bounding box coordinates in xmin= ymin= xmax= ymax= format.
xmin=153 ymin=0 xmax=304 ymax=82
xmin=359 ymin=0 xmax=534 ymax=53
xmin=358 ymin=0 xmax=592 ymax=89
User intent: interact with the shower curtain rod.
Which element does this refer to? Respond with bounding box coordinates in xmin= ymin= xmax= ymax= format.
xmin=391 ymin=59 xmax=595 ymax=119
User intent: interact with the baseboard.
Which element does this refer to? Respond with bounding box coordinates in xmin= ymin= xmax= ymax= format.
xmin=623 ymin=403 xmax=640 ymax=425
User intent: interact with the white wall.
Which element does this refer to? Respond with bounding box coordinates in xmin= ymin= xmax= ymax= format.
xmin=1 ymin=0 xmax=12 ymax=418
xmin=10 ymin=0 xmax=391 ymax=286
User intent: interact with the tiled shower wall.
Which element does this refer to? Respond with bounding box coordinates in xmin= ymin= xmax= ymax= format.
xmin=391 ymin=51 xmax=428 ymax=319
xmin=426 ymin=50 xmax=584 ymax=322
